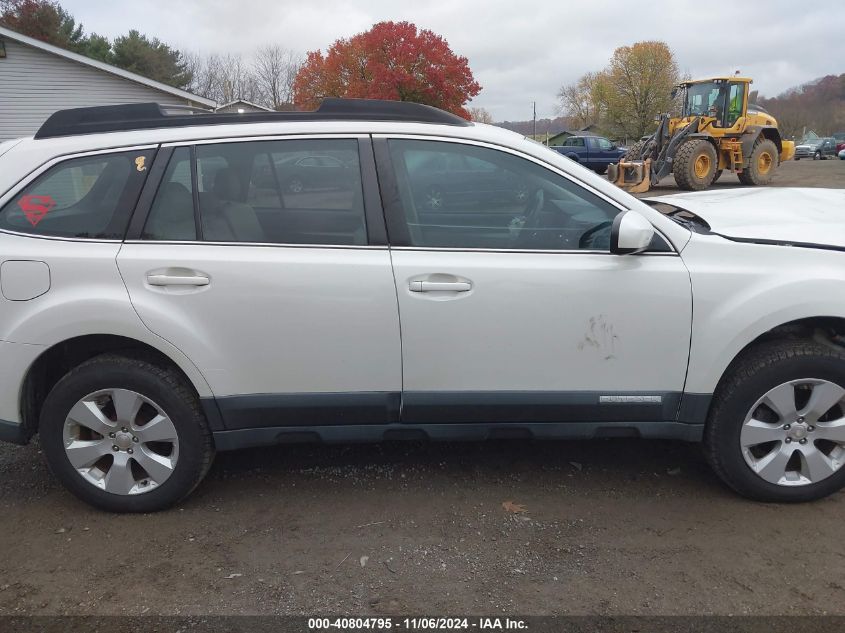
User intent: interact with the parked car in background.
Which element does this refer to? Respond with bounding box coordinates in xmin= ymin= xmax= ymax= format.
xmin=275 ymin=154 xmax=357 ymax=193
xmin=253 ymin=154 xmax=357 ymax=193
xmin=836 ymin=140 xmax=845 ymax=154
xmin=407 ymin=149 xmax=529 ymax=211
xmin=795 ymin=137 xmax=837 ymax=160
xmin=551 ymin=135 xmax=626 ymax=174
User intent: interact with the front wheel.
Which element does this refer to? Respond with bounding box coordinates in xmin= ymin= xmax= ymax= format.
xmin=704 ymin=340 xmax=845 ymax=502
xmin=39 ymin=354 xmax=214 ymax=512
xmin=673 ymin=139 xmax=718 ymax=190
xmin=814 ymin=151 xmax=821 ymax=161
xmin=738 ymin=138 xmax=779 ymax=186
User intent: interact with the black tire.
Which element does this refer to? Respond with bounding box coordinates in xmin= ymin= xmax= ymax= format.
xmin=814 ymin=151 xmax=821 ymax=161
xmin=738 ymin=138 xmax=779 ymax=186
xmin=711 ymin=169 xmax=723 ymax=184
xmin=673 ymin=139 xmax=718 ymax=190
xmin=704 ymin=339 xmax=845 ymax=502
xmin=39 ymin=353 xmax=214 ymax=512
xmin=593 ymin=165 xmax=608 ymax=175
xmin=622 ymin=140 xmax=647 ymax=162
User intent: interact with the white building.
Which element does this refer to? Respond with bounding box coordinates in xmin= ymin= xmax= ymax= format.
xmin=0 ymin=25 xmax=215 ymax=140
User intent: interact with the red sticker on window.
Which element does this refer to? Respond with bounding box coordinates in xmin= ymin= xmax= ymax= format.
xmin=17 ymin=194 xmax=56 ymax=227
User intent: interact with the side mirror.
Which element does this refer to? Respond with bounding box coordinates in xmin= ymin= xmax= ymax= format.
xmin=610 ymin=211 xmax=655 ymax=255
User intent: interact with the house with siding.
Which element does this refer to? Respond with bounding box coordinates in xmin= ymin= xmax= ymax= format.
xmin=214 ymin=99 xmax=275 ymax=114
xmin=0 ymin=25 xmax=215 ymax=140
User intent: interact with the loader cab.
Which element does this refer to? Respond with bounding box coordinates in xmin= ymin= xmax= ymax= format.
xmin=679 ymin=78 xmax=750 ymax=131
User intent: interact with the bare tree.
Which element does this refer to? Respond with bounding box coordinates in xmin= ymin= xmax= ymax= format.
xmin=468 ymin=106 xmax=494 ymax=124
xmin=212 ymin=53 xmax=261 ymax=104
xmin=183 ymin=51 xmax=217 ymax=104
xmin=253 ymin=45 xmax=302 ymax=110
xmin=556 ymin=71 xmax=605 ymax=129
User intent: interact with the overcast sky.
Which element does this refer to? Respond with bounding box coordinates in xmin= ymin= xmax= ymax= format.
xmin=60 ymin=0 xmax=845 ymax=121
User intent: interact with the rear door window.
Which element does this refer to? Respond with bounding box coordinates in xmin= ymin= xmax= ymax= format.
xmin=0 ymin=150 xmax=154 ymax=239
xmin=143 ymin=139 xmax=367 ymax=245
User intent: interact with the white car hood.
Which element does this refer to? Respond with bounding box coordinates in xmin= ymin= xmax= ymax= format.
xmin=647 ymin=188 xmax=845 ymax=248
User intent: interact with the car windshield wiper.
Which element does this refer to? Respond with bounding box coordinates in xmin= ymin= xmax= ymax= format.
xmin=645 ymin=201 xmax=711 ymax=233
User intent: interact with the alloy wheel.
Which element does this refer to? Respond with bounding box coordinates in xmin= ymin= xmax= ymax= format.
xmin=62 ymin=389 xmax=179 ymax=495
xmin=740 ymin=379 xmax=845 ymax=486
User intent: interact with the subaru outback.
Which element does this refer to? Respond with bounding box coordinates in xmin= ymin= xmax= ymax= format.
xmin=1 ymin=100 xmax=844 ymax=511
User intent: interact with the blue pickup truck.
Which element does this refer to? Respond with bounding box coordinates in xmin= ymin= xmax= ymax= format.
xmin=551 ymin=135 xmax=627 ymax=174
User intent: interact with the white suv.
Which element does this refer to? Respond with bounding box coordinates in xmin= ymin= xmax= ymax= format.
xmin=1 ymin=100 xmax=844 ymax=511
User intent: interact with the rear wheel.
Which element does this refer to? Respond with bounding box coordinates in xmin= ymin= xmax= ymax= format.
xmin=40 ymin=354 xmax=214 ymax=512
xmin=738 ymin=138 xmax=779 ymax=186
xmin=704 ymin=340 xmax=845 ymax=502
xmin=622 ymin=140 xmax=648 ymax=162
xmin=673 ymin=139 xmax=717 ymax=190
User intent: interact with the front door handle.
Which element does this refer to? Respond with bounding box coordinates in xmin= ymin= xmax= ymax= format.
xmin=146 ymin=272 xmax=210 ymax=287
xmin=409 ymin=280 xmax=472 ymax=293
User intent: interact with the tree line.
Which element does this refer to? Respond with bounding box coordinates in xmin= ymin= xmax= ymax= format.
xmin=0 ymin=0 xmax=303 ymax=110
xmin=1 ymin=1 xmax=482 ymax=117
xmin=558 ymin=39 xmax=844 ymax=142
xmin=758 ymin=74 xmax=845 ymax=139
xmin=557 ymin=41 xmax=680 ymax=141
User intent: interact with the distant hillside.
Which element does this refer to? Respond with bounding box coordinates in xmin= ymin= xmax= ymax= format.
xmin=757 ymin=73 xmax=844 ymax=138
xmin=495 ymin=116 xmax=577 ymax=137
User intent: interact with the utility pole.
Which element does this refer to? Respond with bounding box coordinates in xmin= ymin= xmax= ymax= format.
xmin=533 ymin=101 xmax=537 ymax=139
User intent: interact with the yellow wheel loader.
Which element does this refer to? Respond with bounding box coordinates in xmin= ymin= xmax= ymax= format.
xmin=607 ymin=77 xmax=795 ymax=193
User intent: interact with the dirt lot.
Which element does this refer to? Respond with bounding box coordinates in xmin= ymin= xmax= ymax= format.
xmin=639 ymin=154 xmax=844 ymax=197
xmin=1 ymin=157 xmax=845 ymax=618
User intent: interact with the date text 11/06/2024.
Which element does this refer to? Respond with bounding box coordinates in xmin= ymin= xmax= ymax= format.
xmin=307 ymin=617 xmax=529 ymax=630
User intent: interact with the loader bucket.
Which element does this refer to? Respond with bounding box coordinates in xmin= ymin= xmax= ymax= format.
xmin=607 ymin=159 xmax=652 ymax=194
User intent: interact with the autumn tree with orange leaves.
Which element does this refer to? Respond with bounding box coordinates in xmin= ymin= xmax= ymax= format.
xmin=293 ymin=21 xmax=481 ymax=119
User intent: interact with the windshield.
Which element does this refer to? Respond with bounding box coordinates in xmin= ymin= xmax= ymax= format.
xmin=683 ymin=82 xmax=726 ymax=117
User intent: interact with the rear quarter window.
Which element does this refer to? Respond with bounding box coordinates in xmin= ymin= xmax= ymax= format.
xmin=0 ymin=149 xmax=154 ymax=239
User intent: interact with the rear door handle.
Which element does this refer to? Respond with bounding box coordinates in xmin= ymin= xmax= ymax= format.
xmin=146 ymin=273 xmax=210 ymax=287
xmin=409 ymin=280 xmax=472 ymax=292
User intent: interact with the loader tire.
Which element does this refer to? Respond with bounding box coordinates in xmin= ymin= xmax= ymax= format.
xmin=673 ymin=139 xmax=717 ymax=190
xmin=623 ymin=140 xmax=648 ymax=162
xmin=738 ymin=138 xmax=778 ymax=186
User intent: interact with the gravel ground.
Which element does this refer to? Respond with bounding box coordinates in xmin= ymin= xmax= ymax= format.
xmin=1 ymin=157 xmax=844 ymax=618
xmin=638 ymin=154 xmax=844 ymax=197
